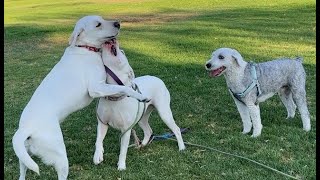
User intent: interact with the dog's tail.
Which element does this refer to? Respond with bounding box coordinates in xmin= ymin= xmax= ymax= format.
xmin=12 ymin=129 xmax=40 ymax=175
xmin=295 ymin=56 xmax=304 ymax=63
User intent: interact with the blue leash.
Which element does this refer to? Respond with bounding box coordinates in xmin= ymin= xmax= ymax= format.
xmin=146 ymin=127 xmax=299 ymax=179
xmin=151 ymin=128 xmax=190 ymax=141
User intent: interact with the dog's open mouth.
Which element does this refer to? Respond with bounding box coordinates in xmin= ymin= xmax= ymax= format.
xmin=105 ymin=32 xmax=119 ymax=40
xmin=210 ymin=66 xmax=226 ymax=77
xmin=105 ymin=38 xmax=117 ymax=56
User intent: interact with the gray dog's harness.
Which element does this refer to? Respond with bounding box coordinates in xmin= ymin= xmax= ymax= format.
xmin=229 ymin=62 xmax=262 ymax=105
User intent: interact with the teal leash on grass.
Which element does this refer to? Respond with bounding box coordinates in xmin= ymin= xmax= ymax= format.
xmin=128 ymin=128 xmax=299 ymax=179
xmin=166 ymin=137 xmax=300 ymax=180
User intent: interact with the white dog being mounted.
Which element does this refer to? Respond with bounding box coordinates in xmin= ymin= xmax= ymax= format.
xmin=94 ymin=38 xmax=186 ymax=170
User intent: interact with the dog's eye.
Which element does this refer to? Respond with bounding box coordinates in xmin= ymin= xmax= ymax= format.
xmin=218 ymin=55 xmax=224 ymax=60
xmin=120 ymin=50 xmax=125 ymax=55
xmin=96 ymin=22 xmax=101 ymax=27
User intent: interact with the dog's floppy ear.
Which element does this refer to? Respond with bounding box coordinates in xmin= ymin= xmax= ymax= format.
xmin=69 ymin=27 xmax=84 ymax=46
xmin=231 ymin=50 xmax=246 ymax=67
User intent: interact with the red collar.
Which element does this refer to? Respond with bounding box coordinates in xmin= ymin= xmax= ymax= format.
xmin=76 ymin=45 xmax=101 ymax=52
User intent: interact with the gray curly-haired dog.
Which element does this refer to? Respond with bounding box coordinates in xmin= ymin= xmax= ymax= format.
xmin=205 ymin=48 xmax=311 ymax=137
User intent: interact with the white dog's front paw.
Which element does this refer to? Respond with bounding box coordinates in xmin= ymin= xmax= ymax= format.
xmin=140 ymin=97 xmax=151 ymax=103
xmin=286 ymin=113 xmax=295 ymax=119
xmin=93 ymin=148 xmax=104 ymax=165
xmin=132 ymin=91 xmax=150 ymax=103
xmin=303 ymin=124 xmax=311 ymax=132
xmin=286 ymin=116 xmax=292 ymax=119
xmin=136 ymin=95 xmax=151 ymax=103
xmin=179 ymin=144 xmax=186 ymax=151
xmin=117 ymin=162 xmax=126 ymax=171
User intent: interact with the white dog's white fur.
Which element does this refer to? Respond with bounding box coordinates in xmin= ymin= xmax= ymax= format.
xmin=12 ymin=15 xmax=148 ymax=180
xmin=93 ymin=40 xmax=186 ymax=170
xmin=205 ymin=48 xmax=311 ymax=137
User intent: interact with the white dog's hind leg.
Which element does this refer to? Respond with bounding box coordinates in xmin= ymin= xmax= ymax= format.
xmin=50 ymin=135 xmax=69 ymax=180
xmin=37 ymin=138 xmax=69 ymax=180
xmin=30 ymin=124 xmax=69 ymax=179
xmin=233 ymin=99 xmax=252 ymax=134
xmin=93 ymin=117 xmax=109 ymax=165
xmin=247 ymin=104 xmax=263 ymax=137
xmin=45 ymin=128 xmax=69 ymax=180
xmin=118 ymin=129 xmax=131 ymax=171
xmin=156 ymin=104 xmax=185 ymax=151
xmin=19 ymin=160 xmax=27 ymax=180
xmin=278 ymin=87 xmax=296 ymax=119
xmin=54 ymin=156 xmax=69 ymax=180
xmin=138 ymin=106 xmax=154 ymax=146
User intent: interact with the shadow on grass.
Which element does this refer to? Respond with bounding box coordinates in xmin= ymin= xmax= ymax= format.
xmin=5 ymin=4 xmax=315 ymax=42
xmin=4 ymin=4 xmax=316 ymax=180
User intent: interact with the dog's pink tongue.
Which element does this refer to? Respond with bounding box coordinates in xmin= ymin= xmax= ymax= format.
xmin=104 ymin=43 xmax=113 ymax=49
xmin=210 ymin=69 xmax=220 ymax=77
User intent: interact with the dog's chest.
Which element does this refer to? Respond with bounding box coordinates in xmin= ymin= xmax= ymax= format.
xmin=100 ymin=98 xmax=143 ymax=130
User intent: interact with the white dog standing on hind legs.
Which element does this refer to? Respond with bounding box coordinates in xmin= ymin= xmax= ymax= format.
xmin=12 ymin=16 xmax=149 ymax=180
xmin=205 ymin=48 xmax=311 ymax=137
xmin=93 ymin=39 xmax=186 ymax=170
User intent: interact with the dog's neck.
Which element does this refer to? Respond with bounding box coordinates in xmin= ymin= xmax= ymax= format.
xmin=105 ymin=62 xmax=135 ymax=87
xmin=75 ymin=45 xmax=101 ymax=52
xmin=102 ymin=41 xmax=135 ymax=88
xmin=223 ymin=62 xmax=249 ymax=92
xmin=75 ymin=39 xmax=102 ymax=50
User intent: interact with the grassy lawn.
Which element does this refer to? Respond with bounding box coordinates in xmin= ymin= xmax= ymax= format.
xmin=4 ymin=0 xmax=316 ymax=179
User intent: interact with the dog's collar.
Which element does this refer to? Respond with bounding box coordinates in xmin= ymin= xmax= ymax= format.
xmin=75 ymin=45 xmax=101 ymax=52
xmin=229 ymin=62 xmax=262 ymax=105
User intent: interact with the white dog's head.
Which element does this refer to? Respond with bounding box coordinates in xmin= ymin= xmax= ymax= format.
xmin=102 ymin=39 xmax=135 ymax=84
xmin=69 ymin=15 xmax=120 ymax=47
xmin=102 ymin=39 xmax=130 ymax=69
xmin=205 ymin=48 xmax=247 ymax=77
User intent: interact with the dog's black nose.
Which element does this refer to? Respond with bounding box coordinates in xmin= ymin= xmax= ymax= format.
xmin=114 ymin=21 xmax=120 ymax=29
xmin=206 ymin=63 xmax=212 ymax=69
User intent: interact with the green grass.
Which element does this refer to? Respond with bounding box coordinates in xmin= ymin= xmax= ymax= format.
xmin=4 ymin=0 xmax=316 ymax=179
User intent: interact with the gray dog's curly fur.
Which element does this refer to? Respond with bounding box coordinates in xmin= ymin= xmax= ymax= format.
xmin=205 ymin=48 xmax=311 ymax=137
